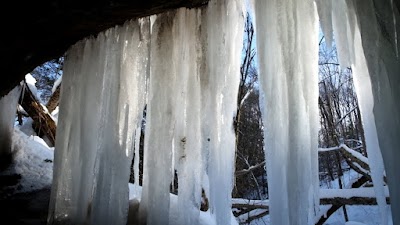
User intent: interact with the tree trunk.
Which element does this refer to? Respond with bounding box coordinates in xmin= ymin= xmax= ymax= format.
xmin=46 ymin=84 xmax=61 ymax=114
xmin=19 ymin=82 xmax=56 ymax=146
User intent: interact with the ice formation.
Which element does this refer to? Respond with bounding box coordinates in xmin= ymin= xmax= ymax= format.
xmin=49 ymin=0 xmax=243 ymax=224
xmin=315 ymin=0 xmax=400 ymax=224
xmin=139 ymin=1 xmax=244 ymax=224
xmin=48 ymin=19 xmax=150 ymax=225
xmin=253 ymin=1 xmax=320 ymax=224
xmin=252 ymin=0 xmax=399 ymax=224
xmin=47 ymin=0 xmax=400 ymax=224
xmin=0 ymin=86 xmax=21 ymax=158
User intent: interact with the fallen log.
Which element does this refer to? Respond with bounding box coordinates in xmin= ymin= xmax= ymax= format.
xmin=315 ymin=175 xmax=369 ymax=225
xmin=320 ymin=196 xmax=390 ymax=205
xmin=19 ymin=82 xmax=56 ymax=146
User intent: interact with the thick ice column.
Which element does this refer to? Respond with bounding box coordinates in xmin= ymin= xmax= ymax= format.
xmin=254 ymin=1 xmax=320 ymax=225
xmin=204 ymin=0 xmax=244 ymax=224
xmin=139 ymin=12 xmax=176 ymax=225
xmin=0 ymin=86 xmax=21 ymax=159
xmin=48 ymin=19 xmax=149 ymax=225
xmin=172 ymin=8 xmax=203 ymax=225
xmin=354 ymin=1 xmax=400 ymax=224
xmin=316 ymin=0 xmax=398 ymax=223
xmin=326 ymin=1 xmax=389 ymax=224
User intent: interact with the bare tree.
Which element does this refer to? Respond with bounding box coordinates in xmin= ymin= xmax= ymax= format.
xmin=233 ymin=13 xmax=266 ymax=205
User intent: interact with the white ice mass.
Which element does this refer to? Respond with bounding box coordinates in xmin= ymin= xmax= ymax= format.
xmin=254 ymin=1 xmax=320 ymax=224
xmin=48 ymin=0 xmax=244 ymax=224
xmin=0 ymin=86 xmax=21 ymax=158
xmin=48 ymin=18 xmax=150 ymax=225
xmin=25 ymin=0 xmax=398 ymax=224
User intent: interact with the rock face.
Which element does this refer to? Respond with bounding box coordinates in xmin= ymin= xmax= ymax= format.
xmin=0 ymin=0 xmax=208 ymax=97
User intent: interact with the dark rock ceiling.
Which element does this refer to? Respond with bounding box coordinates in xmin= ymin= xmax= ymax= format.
xmin=0 ymin=0 xmax=208 ymax=97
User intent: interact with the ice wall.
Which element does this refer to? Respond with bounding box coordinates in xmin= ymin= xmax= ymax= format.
xmin=139 ymin=1 xmax=244 ymax=224
xmin=0 ymin=86 xmax=21 ymax=158
xmin=316 ymin=0 xmax=400 ymax=224
xmin=253 ymin=1 xmax=320 ymax=224
xmin=48 ymin=19 xmax=150 ymax=225
xmin=49 ymin=0 xmax=244 ymax=224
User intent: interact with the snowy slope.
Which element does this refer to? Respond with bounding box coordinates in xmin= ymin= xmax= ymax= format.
xmin=1 ymin=128 xmax=54 ymax=193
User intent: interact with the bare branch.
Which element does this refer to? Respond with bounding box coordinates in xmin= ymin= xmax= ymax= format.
xmin=235 ymin=161 xmax=266 ymax=176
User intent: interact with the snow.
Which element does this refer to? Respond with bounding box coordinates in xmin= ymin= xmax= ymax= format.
xmin=3 ymin=128 xmax=54 ymax=193
xmin=51 ymin=106 xmax=60 ymax=124
xmin=242 ymin=205 xmax=394 ymax=225
xmin=24 ymin=73 xmax=41 ymax=103
xmin=345 ymin=222 xmax=367 ymax=225
xmin=253 ymin=1 xmax=320 ymax=224
xmin=318 ymin=144 xmax=369 ymax=166
xmin=128 ymin=184 xmax=238 ymax=225
xmin=0 ymin=125 xmax=394 ymax=225
xmin=321 ymin=205 xmax=393 ymax=225
xmin=51 ymin=75 xmax=62 ymax=94
xmin=232 ymin=198 xmax=269 ymax=206
xmin=320 ymin=187 xmax=390 ymax=199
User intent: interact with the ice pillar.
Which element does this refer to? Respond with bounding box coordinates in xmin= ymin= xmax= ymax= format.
xmin=254 ymin=1 xmax=320 ymax=224
xmin=354 ymin=1 xmax=400 ymax=224
xmin=139 ymin=1 xmax=244 ymax=224
xmin=139 ymin=11 xmax=176 ymax=225
xmin=0 ymin=86 xmax=21 ymax=160
xmin=317 ymin=0 xmax=400 ymax=223
xmin=48 ymin=19 xmax=150 ymax=225
xmin=204 ymin=1 xmax=244 ymax=224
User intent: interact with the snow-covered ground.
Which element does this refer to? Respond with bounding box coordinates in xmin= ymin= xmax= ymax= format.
xmin=1 ymin=127 xmax=53 ymax=194
xmin=1 ymin=127 xmax=392 ymax=225
xmin=2 ymin=127 xmax=238 ymax=225
xmin=247 ymin=200 xmax=392 ymax=225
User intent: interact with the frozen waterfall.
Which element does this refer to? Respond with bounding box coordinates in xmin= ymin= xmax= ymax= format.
xmin=48 ymin=19 xmax=150 ymax=225
xmin=47 ymin=0 xmax=400 ymax=224
xmin=48 ymin=0 xmax=243 ymax=224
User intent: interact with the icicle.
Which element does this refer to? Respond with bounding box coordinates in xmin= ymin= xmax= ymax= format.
xmin=316 ymin=0 xmax=396 ymax=224
xmin=48 ymin=18 xmax=150 ymax=225
xmin=337 ymin=2 xmax=389 ymax=224
xmin=0 ymin=86 xmax=21 ymax=158
xmin=349 ymin=1 xmax=400 ymax=224
xmin=390 ymin=0 xmax=398 ymax=57
xmin=316 ymin=0 xmax=333 ymax=49
xmin=139 ymin=12 xmax=176 ymax=225
xmin=172 ymin=8 xmax=203 ymax=225
xmin=204 ymin=0 xmax=244 ymax=224
xmin=350 ymin=32 xmax=389 ymax=225
xmin=331 ymin=0 xmax=352 ymax=69
xmin=133 ymin=126 xmax=141 ymax=193
xmin=254 ymin=1 xmax=320 ymax=224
